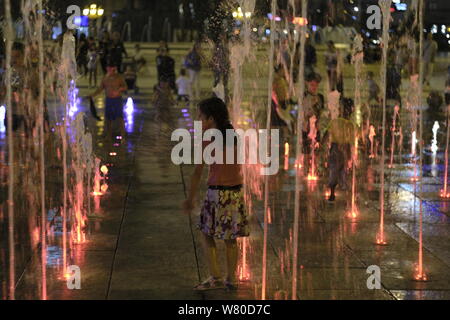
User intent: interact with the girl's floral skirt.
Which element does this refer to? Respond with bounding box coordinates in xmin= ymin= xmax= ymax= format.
xmin=198 ymin=187 xmax=249 ymax=240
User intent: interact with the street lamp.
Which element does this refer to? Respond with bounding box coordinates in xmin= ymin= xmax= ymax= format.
xmin=83 ymin=4 xmax=104 ymax=19
xmin=232 ymin=7 xmax=251 ymax=20
xmin=292 ymin=17 xmax=308 ymax=26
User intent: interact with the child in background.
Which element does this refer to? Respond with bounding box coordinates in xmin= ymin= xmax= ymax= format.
xmin=182 ymin=97 xmax=249 ymax=291
xmin=132 ymin=44 xmax=147 ymax=73
xmin=87 ymin=42 xmax=98 ymax=88
xmin=176 ymin=68 xmax=191 ymax=105
xmin=367 ymin=71 xmax=380 ymax=103
xmin=323 ymin=101 xmax=356 ymax=202
xmin=90 ymin=63 xmax=128 ymax=144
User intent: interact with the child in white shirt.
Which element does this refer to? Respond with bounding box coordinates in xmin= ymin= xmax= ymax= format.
xmin=176 ymin=68 xmax=191 ymax=104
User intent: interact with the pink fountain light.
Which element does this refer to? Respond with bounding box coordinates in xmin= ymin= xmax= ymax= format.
xmin=307 ymin=116 xmax=318 ymax=181
xmin=284 ymin=142 xmax=289 ymax=170
xmin=369 ymin=125 xmax=376 ymax=159
xmin=441 ymin=106 xmax=450 ymax=198
xmin=347 ymin=137 xmax=359 ymax=220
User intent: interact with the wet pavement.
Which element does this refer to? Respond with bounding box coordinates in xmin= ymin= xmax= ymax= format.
xmin=1 ymin=43 xmax=450 ymax=300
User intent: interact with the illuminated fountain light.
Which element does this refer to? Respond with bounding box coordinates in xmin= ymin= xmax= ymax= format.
xmin=306 ymin=116 xmax=318 ymax=182
xmin=431 ymin=121 xmax=439 ymax=154
xmin=375 ymin=229 xmax=388 ymax=246
xmin=431 ymin=121 xmax=439 ymax=177
xmin=348 ymin=137 xmax=359 ymax=220
xmin=124 ymin=97 xmax=135 ymax=133
xmin=284 ymin=142 xmax=289 ymax=170
xmin=68 ymin=80 xmax=80 ymax=118
xmin=124 ymin=97 xmax=134 ymax=114
xmin=0 ymin=105 xmax=6 ymax=133
xmin=238 ymin=237 xmax=251 ymax=282
xmin=411 ymin=130 xmax=418 ymax=155
xmin=368 ymin=125 xmax=376 ymax=158
xmin=410 ymin=130 xmax=420 ymax=182
xmin=92 ymin=160 xmax=109 ymax=196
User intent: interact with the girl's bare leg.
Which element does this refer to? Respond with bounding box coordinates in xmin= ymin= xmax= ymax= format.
xmin=202 ymin=233 xmax=221 ymax=278
xmin=224 ymin=239 xmax=238 ymax=282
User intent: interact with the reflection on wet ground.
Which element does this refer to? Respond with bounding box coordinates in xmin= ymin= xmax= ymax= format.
xmin=1 ymin=69 xmax=450 ymax=300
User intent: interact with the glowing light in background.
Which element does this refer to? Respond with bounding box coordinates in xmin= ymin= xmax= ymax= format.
xmin=68 ymin=81 xmax=80 ymax=118
xmin=284 ymin=142 xmax=289 ymax=170
xmin=100 ymin=165 xmax=108 ymax=175
xmin=0 ymin=105 xmax=6 ymax=133
xmin=431 ymin=121 xmax=439 ymax=154
xmin=124 ymin=97 xmax=135 ymax=133
xmin=441 ymin=108 xmax=450 ymax=198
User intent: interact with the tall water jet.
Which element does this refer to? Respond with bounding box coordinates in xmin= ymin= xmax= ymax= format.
xmin=441 ymin=105 xmax=450 ymax=198
xmin=4 ymin=0 xmax=15 ymax=300
xmin=369 ymin=125 xmax=376 ymax=159
xmin=262 ymin=0 xmax=277 ymax=300
xmin=59 ymin=30 xmax=78 ymax=278
xmin=37 ymin=0 xmax=47 ymax=300
xmin=291 ymin=0 xmax=307 ymax=301
xmin=414 ymin=0 xmax=427 ymax=282
xmin=228 ymin=0 xmax=257 ymax=293
xmin=431 ymin=121 xmax=439 ymax=177
xmin=388 ymin=105 xmax=400 ymax=168
xmin=306 ymin=115 xmax=318 ymax=181
xmin=349 ymin=34 xmax=364 ymax=219
xmin=375 ymin=0 xmax=392 ymax=246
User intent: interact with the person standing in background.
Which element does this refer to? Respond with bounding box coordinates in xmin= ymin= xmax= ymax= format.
xmin=76 ymin=33 xmax=89 ymax=76
xmin=325 ymin=41 xmax=338 ymax=91
xmin=87 ymin=36 xmax=98 ymax=89
xmin=423 ymin=32 xmax=438 ymax=87
xmin=132 ymin=44 xmax=147 ymax=73
xmin=156 ymin=46 xmax=176 ymax=92
xmin=99 ymin=31 xmax=111 ymax=75
xmin=108 ymin=31 xmax=128 ymax=73
xmin=184 ymin=42 xmax=202 ymax=101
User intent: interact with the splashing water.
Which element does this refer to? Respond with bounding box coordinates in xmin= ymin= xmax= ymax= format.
xmin=375 ymin=0 xmax=392 ymax=246
xmin=431 ymin=121 xmax=439 ymax=154
xmin=389 ymin=105 xmax=400 ymax=168
xmin=441 ymin=106 xmax=450 ymax=198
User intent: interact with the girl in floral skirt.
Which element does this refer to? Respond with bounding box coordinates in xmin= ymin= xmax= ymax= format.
xmin=182 ymin=97 xmax=249 ymax=291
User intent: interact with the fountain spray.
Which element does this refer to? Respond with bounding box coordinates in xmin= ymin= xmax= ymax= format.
xmin=36 ymin=0 xmax=47 ymax=300
xmin=375 ymin=0 xmax=392 ymax=246
xmin=441 ymin=105 xmax=450 ymax=198
xmin=415 ymin=0 xmax=427 ymax=281
xmin=262 ymin=0 xmax=276 ymax=300
xmin=349 ymin=34 xmax=364 ymax=219
xmin=292 ymin=0 xmax=308 ymax=301
xmin=389 ymin=105 xmax=400 ymax=168
xmin=4 ymin=0 xmax=15 ymax=301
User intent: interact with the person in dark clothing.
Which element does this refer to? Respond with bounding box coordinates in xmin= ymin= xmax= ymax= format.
xmin=99 ymin=31 xmax=111 ymax=74
xmin=156 ymin=46 xmax=176 ymax=92
xmin=386 ymin=65 xmax=401 ymax=102
xmin=294 ymin=38 xmax=317 ymax=82
xmin=76 ymin=33 xmax=89 ymax=76
xmin=108 ymin=31 xmax=127 ymax=73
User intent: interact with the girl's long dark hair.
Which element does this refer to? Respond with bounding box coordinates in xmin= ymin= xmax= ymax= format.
xmin=198 ymin=97 xmax=234 ymax=135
